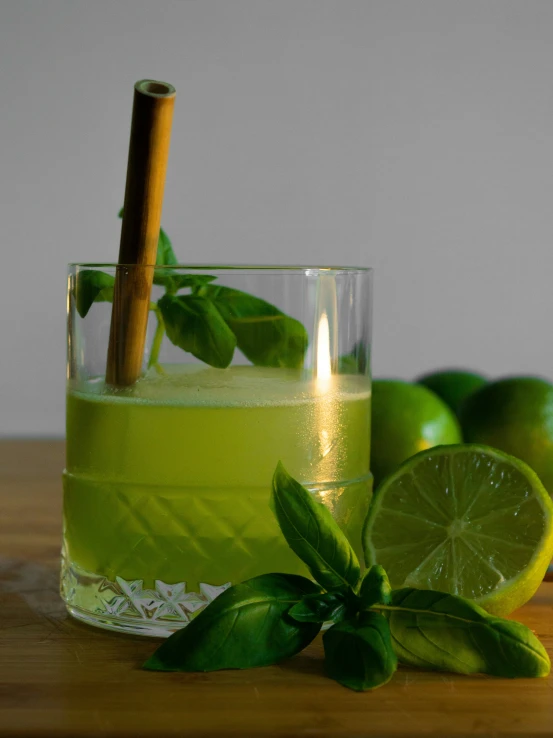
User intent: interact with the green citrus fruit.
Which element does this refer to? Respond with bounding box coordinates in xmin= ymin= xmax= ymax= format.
xmin=363 ymin=444 xmax=553 ymax=615
xmin=417 ymin=369 xmax=487 ymax=416
xmin=371 ymin=380 xmax=462 ymax=487
xmin=459 ymin=376 xmax=553 ymax=495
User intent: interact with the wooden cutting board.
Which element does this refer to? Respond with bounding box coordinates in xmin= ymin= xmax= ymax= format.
xmin=0 ymin=440 xmax=552 ymax=738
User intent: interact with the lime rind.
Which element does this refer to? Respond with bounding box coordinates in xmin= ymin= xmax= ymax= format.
xmin=363 ymin=444 xmax=553 ymax=616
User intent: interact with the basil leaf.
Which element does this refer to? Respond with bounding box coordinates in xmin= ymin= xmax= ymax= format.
xmin=143 ymin=574 xmax=321 ymax=672
xmin=156 ymin=227 xmax=178 ymax=266
xmin=337 ymin=352 xmax=358 ymax=374
xmin=337 ymin=341 xmax=369 ymax=374
xmin=118 ymin=209 xmax=177 ymax=266
xmin=75 ymin=269 xmax=115 ymax=318
xmin=200 ymin=285 xmax=308 ymax=369
xmin=158 ymin=294 xmax=236 ymax=368
xmin=323 ymin=613 xmax=397 ymax=691
xmin=359 ymin=565 xmax=392 ymax=607
xmin=289 ymin=591 xmax=349 ymax=624
xmin=272 ymin=462 xmax=361 ymax=593
xmin=381 ymin=588 xmax=550 ymax=678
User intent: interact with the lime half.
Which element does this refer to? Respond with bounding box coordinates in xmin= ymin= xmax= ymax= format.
xmin=363 ymin=444 xmax=553 ymax=615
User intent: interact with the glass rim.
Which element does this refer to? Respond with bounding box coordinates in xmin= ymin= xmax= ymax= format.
xmin=68 ymin=263 xmax=373 ymax=275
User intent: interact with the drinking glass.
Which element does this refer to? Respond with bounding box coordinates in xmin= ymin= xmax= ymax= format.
xmin=62 ymin=264 xmax=373 ymax=636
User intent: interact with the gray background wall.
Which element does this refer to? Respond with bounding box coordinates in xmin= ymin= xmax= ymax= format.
xmin=1 ymin=0 xmax=553 ymax=436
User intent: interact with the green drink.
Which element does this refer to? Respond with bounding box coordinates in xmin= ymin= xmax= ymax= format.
xmin=63 ymin=365 xmax=372 ymax=634
xmin=64 ymin=261 xmax=373 ymax=636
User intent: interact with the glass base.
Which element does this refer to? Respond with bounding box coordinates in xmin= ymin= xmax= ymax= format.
xmin=61 ymin=555 xmax=231 ymax=638
xmin=60 ymin=469 xmax=373 ymax=638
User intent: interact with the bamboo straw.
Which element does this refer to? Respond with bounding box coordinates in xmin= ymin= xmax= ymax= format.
xmin=106 ymin=79 xmax=176 ymax=386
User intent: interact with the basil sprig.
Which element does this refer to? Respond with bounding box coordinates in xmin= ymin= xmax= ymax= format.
xmin=74 ymin=216 xmax=308 ymax=370
xmin=144 ymin=464 xmax=550 ymax=690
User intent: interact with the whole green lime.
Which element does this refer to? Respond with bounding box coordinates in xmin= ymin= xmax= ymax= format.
xmin=371 ymin=380 xmax=462 ymax=488
xmin=460 ymin=376 xmax=553 ymax=495
xmin=417 ymin=369 xmax=487 ymax=416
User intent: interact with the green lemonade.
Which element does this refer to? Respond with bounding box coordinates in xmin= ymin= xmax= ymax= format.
xmin=63 ymin=365 xmax=371 ymax=634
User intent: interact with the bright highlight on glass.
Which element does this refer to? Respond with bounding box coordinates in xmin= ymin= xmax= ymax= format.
xmin=316 ymin=312 xmax=332 ymax=383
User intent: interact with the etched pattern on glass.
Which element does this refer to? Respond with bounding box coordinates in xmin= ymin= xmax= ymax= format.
xmin=62 ymin=560 xmax=230 ymax=627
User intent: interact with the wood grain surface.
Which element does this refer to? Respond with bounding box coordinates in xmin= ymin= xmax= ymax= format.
xmin=0 ymin=440 xmax=552 ymax=738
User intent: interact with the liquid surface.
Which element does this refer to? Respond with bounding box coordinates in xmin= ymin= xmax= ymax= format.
xmin=63 ymin=365 xmax=372 ymax=634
